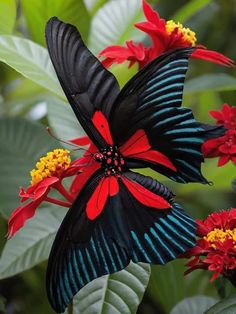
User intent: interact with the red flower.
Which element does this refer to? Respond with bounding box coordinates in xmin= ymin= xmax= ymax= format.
xmin=203 ymin=104 xmax=236 ymax=166
xmin=7 ymin=148 xmax=81 ymax=238
xmin=99 ymin=0 xmax=234 ymax=69
xmin=210 ymin=103 xmax=236 ymax=129
xmin=185 ymin=209 xmax=236 ymax=282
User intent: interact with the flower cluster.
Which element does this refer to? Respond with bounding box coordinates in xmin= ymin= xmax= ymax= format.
xmin=99 ymin=0 xmax=233 ymax=69
xmin=185 ymin=209 xmax=236 ymax=283
xmin=202 ymin=104 xmax=236 ymax=166
xmin=7 ymin=138 xmax=91 ymax=238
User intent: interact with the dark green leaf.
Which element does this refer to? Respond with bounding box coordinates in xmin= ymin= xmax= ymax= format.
xmin=205 ymin=294 xmax=236 ymax=314
xmin=170 ymin=296 xmax=217 ymax=314
xmin=172 ymin=0 xmax=214 ymax=23
xmin=71 ymin=262 xmax=150 ymax=314
xmin=47 ymin=98 xmax=85 ymax=146
xmin=0 ymin=206 xmax=66 ymax=279
xmin=22 ymin=0 xmax=90 ymax=46
xmin=147 ymin=259 xmax=218 ymax=313
xmin=0 ymin=117 xmax=58 ymax=217
xmin=185 ymin=74 xmax=236 ymax=94
xmin=231 ymin=178 xmax=236 ymax=193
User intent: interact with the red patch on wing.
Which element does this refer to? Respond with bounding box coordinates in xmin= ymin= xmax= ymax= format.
xmin=120 ymin=129 xmax=177 ymax=172
xmin=131 ymin=150 xmax=177 ymax=172
xmin=120 ymin=129 xmax=149 ymax=155
xmin=70 ymin=136 xmax=90 ymax=146
xmin=122 ymin=177 xmax=170 ymax=209
xmin=109 ymin=176 xmax=119 ymax=196
xmin=86 ymin=176 xmax=119 ymax=220
xmin=92 ymin=111 xmax=113 ymax=145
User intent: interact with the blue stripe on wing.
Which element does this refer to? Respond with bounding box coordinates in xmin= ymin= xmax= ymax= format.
xmin=49 ymin=224 xmax=130 ymax=313
xmin=113 ymin=48 xmax=224 ymax=184
xmin=131 ymin=203 xmax=196 ymax=264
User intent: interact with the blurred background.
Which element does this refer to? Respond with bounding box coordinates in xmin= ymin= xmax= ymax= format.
xmin=0 ymin=0 xmax=236 ymax=313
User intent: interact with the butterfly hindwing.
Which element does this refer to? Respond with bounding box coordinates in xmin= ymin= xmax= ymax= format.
xmin=121 ymin=172 xmax=196 ymax=264
xmin=47 ymin=170 xmax=130 ymax=313
xmin=45 ymin=17 xmax=120 ymax=148
xmin=47 ymin=170 xmax=196 ymax=313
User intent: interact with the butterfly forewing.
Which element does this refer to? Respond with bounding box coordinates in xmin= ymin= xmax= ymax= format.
xmin=111 ymin=48 xmax=224 ymax=183
xmin=45 ymin=17 xmax=120 ymax=148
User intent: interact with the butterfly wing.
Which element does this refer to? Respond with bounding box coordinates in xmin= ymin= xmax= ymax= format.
xmin=45 ymin=17 xmax=120 ymax=148
xmin=110 ymin=48 xmax=224 ymax=183
xmin=47 ymin=170 xmax=196 ymax=313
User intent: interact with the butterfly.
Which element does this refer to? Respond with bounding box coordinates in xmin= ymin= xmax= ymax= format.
xmin=45 ymin=17 xmax=224 ymax=313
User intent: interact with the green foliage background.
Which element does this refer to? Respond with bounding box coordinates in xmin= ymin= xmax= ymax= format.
xmin=0 ymin=0 xmax=235 ymax=313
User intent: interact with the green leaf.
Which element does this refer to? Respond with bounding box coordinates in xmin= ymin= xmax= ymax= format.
xmin=205 ymin=294 xmax=236 ymax=314
xmin=232 ymin=178 xmax=236 ymax=193
xmin=172 ymin=0 xmax=214 ymax=23
xmin=86 ymin=0 xmax=107 ymax=16
xmin=110 ymin=62 xmax=138 ymax=88
xmin=185 ymin=74 xmax=236 ymax=94
xmin=148 ymin=261 xmax=185 ymax=312
xmin=71 ymin=262 xmax=150 ymax=314
xmin=0 ymin=0 xmax=16 ymax=34
xmin=0 ymin=117 xmax=58 ymax=217
xmin=0 ymin=35 xmax=64 ymax=98
xmin=21 ymin=0 xmax=90 ymax=46
xmin=47 ymin=97 xmax=86 ymax=145
xmin=178 ymin=159 xmax=236 ymax=193
xmin=147 ymin=259 xmax=218 ymax=313
xmin=89 ymin=0 xmax=144 ymax=54
xmin=0 ymin=206 xmax=66 ymax=279
xmin=170 ymin=296 xmax=217 ymax=314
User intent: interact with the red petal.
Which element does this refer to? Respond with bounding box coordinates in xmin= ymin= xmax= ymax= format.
xmin=202 ymin=137 xmax=223 ymax=157
xmin=86 ymin=177 xmax=109 ymax=220
xmin=19 ymin=177 xmax=58 ymax=201
xmin=218 ymin=155 xmax=230 ymax=167
xmin=210 ymin=269 xmax=222 ymax=282
xmin=121 ymin=177 xmax=170 ymax=209
xmin=70 ymin=136 xmax=90 ymax=146
xmin=7 ymin=198 xmax=43 ymax=238
xmin=209 ymin=110 xmax=224 ymax=122
xmin=192 ymin=48 xmax=234 ymax=67
xmin=92 ymin=111 xmax=113 ymax=145
xmin=101 ymin=58 xmax=115 ymax=69
xmin=99 ymin=45 xmax=132 ymax=59
xmin=142 ymin=0 xmax=162 ymax=25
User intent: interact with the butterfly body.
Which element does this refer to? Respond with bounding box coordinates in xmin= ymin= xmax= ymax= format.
xmin=93 ymin=145 xmax=125 ymax=175
xmin=45 ymin=17 xmax=224 ymax=313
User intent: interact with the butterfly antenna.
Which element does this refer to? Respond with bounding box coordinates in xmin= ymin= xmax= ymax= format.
xmin=46 ymin=127 xmax=93 ymax=156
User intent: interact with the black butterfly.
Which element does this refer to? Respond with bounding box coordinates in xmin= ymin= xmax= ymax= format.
xmin=45 ymin=17 xmax=224 ymax=313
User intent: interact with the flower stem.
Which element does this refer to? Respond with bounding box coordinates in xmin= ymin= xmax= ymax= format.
xmin=45 ymin=196 xmax=71 ymax=207
xmin=56 ymin=182 xmax=74 ymax=202
xmin=68 ymin=300 xmax=73 ymax=314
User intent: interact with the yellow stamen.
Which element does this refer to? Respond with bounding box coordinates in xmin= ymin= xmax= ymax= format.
xmin=166 ymin=20 xmax=197 ymax=46
xmin=30 ymin=149 xmax=71 ymax=185
xmin=204 ymin=228 xmax=236 ymax=249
